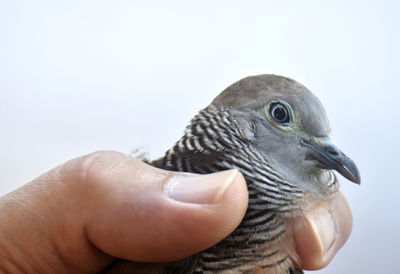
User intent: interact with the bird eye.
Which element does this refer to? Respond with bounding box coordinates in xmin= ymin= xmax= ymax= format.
xmin=269 ymin=102 xmax=290 ymax=124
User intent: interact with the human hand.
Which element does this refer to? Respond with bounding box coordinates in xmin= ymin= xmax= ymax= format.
xmin=0 ymin=151 xmax=352 ymax=273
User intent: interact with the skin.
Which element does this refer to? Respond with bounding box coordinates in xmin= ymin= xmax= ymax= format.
xmin=0 ymin=151 xmax=352 ymax=273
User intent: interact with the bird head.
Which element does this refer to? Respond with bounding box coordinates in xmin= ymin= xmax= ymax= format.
xmin=211 ymin=75 xmax=360 ymax=195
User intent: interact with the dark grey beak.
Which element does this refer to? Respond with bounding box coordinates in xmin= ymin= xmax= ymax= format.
xmin=303 ymin=137 xmax=361 ymax=184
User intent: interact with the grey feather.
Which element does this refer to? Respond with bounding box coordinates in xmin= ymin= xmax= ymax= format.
xmin=103 ymin=74 xmax=360 ymax=274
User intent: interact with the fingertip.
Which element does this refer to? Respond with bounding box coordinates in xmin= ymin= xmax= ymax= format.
xmin=292 ymin=192 xmax=353 ymax=270
xmin=215 ymin=169 xmax=248 ymax=230
xmin=81 ymin=156 xmax=249 ymax=263
xmin=134 ymin=169 xmax=248 ymax=262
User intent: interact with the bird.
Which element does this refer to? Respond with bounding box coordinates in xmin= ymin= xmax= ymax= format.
xmin=104 ymin=74 xmax=360 ymax=274
xmin=153 ymin=74 xmax=360 ymax=274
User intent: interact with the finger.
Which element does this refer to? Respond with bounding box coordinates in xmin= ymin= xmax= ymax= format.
xmin=291 ymin=192 xmax=353 ymax=270
xmin=74 ymin=151 xmax=249 ymax=263
xmin=0 ymin=151 xmax=248 ymax=274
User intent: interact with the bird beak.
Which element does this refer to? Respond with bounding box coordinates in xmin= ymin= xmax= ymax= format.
xmin=303 ymin=137 xmax=361 ymax=184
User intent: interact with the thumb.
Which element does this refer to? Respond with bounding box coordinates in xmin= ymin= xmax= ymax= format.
xmin=80 ymin=151 xmax=249 ymax=263
xmin=0 ymin=151 xmax=248 ymax=274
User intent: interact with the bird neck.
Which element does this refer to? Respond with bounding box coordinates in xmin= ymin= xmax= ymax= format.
xmin=155 ymin=106 xmax=308 ymax=273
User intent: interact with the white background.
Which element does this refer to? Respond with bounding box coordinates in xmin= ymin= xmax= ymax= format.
xmin=1 ymin=1 xmax=398 ymax=273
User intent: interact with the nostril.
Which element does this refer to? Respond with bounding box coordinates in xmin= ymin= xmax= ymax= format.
xmin=326 ymin=147 xmax=339 ymax=156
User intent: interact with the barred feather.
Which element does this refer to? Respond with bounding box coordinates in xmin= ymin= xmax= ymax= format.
xmin=152 ymin=105 xmax=338 ymax=273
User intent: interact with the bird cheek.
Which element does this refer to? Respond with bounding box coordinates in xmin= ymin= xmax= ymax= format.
xmin=233 ymin=114 xmax=257 ymax=142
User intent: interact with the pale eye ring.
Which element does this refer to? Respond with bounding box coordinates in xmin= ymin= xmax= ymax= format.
xmin=269 ymin=102 xmax=290 ymax=123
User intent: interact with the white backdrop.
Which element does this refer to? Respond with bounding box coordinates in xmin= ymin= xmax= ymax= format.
xmin=1 ymin=1 xmax=398 ymax=273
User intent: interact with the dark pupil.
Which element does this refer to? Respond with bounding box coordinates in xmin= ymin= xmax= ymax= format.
xmin=270 ymin=103 xmax=289 ymax=123
xmin=273 ymin=107 xmax=286 ymax=121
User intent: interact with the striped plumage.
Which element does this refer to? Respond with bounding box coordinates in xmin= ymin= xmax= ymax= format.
xmin=99 ymin=75 xmax=359 ymax=274
xmin=153 ymin=105 xmax=337 ymax=273
xmin=150 ymin=74 xmax=359 ymax=274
